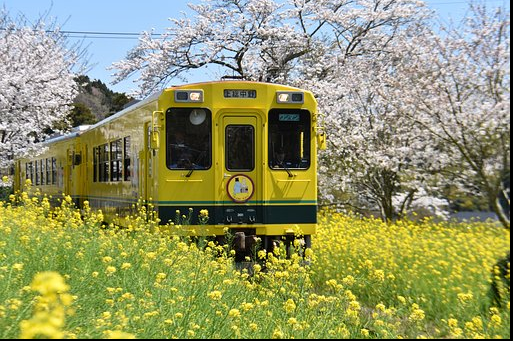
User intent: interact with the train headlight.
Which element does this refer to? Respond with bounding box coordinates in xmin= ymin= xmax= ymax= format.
xmin=175 ymin=90 xmax=204 ymax=103
xmin=277 ymin=91 xmax=304 ymax=104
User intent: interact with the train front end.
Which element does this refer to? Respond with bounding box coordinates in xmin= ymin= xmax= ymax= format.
xmin=150 ymin=81 xmax=324 ymax=256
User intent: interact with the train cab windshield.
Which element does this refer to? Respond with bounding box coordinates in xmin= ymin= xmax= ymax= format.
xmin=166 ymin=108 xmax=212 ymax=170
xmin=269 ymin=109 xmax=311 ymax=170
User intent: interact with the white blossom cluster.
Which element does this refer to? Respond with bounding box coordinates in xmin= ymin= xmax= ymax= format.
xmin=0 ymin=12 xmax=78 ymax=174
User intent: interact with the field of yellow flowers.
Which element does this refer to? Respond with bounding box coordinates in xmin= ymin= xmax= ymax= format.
xmin=0 ymin=188 xmax=510 ymax=339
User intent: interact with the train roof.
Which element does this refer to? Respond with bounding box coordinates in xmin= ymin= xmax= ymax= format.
xmin=43 ymin=81 xmax=312 ymax=145
xmin=43 ymin=91 xmax=161 ymax=145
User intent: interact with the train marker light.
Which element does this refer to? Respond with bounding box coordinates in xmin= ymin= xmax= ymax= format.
xmin=190 ymin=109 xmax=207 ymax=125
xmin=277 ymin=91 xmax=304 ymax=104
xmin=175 ymin=90 xmax=204 ymax=103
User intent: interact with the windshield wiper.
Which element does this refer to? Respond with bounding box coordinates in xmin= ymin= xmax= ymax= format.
xmin=186 ymin=168 xmax=195 ymax=178
xmin=280 ymin=163 xmax=294 ymax=178
xmin=284 ymin=166 xmax=294 ymax=178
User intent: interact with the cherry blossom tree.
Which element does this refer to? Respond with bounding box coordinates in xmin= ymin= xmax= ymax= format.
xmin=0 ymin=11 xmax=80 ymax=181
xmin=111 ymin=0 xmax=427 ymax=97
xmin=111 ymin=0 xmax=434 ymax=221
xmin=112 ymin=0 xmax=509 ymax=224
xmin=379 ymin=4 xmax=510 ymax=228
xmin=297 ymin=3 xmax=439 ymax=222
xmin=318 ymin=3 xmax=510 ymax=225
xmin=112 ymin=0 xmax=301 ymax=95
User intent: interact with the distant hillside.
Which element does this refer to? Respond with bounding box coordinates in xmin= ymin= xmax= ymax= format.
xmin=73 ymin=75 xmax=133 ymax=125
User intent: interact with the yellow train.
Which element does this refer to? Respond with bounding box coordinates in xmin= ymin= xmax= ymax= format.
xmin=14 ymin=81 xmax=326 ymax=256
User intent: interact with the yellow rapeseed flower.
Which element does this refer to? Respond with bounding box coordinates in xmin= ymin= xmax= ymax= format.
xmin=30 ymin=272 xmax=70 ymax=296
xmin=155 ymin=273 xmax=167 ymax=282
xmin=457 ymin=292 xmax=474 ymax=305
xmin=272 ymin=328 xmax=285 ymax=339
xmin=288 ymin=317 xmax=298 ymax=326
xmin=472 ymin=317 xmax=484 ymax=330
xmin=208 ymin=291 xmax=223 ymax=301
xmin=342 ymin=275 xmax=356 ymax=286
xmin=284 ymin=299 xmax=296 ymax=313
xmin=489 ymin=314 xmax=502 ymax=327
xmin=12 ymin=263 xmax=24 ymax=271
xmin=20 ymin=272 xmax=71 ymax=339
xmin=448 ymin=318 xmax=459 ymax=328
xmin=228 ymin=309 xmax=241 ymax=318
xmin=371 ymin=269 xmax=385 ymax=282
xmin=105 ymin=266 xmax=117 ymax=276
xmin=104 ymin=330 xmax=136 ymax=339
xmin=409 ymin=304 xmax=425 ymax=322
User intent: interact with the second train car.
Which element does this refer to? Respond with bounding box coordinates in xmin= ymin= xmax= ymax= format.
xmin=14 ymin=81 xmax=327 ymax=255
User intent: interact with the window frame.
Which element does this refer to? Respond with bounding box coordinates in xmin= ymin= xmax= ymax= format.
xmin=110 ymin=139 xmax=123 ymax=182
xmin=124 ymin=137 xmax=131 ymax=181
xmin=225 ymin=124 xmax=255 ymax=172
xmin=165 ymin=108 xmax=213 ymax=171
xmin=268 ymin=109 xmax=312 ymax=171
xmin=99 ymin=143 xmax=110 ymax=182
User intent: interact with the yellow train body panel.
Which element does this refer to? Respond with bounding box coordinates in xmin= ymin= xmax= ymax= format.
xmin=14 ymin=81 xmax=321 ymax=245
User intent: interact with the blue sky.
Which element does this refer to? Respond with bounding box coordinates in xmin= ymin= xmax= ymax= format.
xmin=1 ymin=0 xmax=510 ymax=95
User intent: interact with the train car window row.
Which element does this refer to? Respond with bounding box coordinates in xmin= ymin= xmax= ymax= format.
xmin=93 ymin=137 xmax=132 ymax=183
xmin=25 ymin=157 xmax=57 ymax=186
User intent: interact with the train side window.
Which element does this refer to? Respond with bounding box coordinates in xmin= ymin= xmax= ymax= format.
xmin=34 ymin=161 xmax=39 ymax=185
xmin=99 ymin=144 xmax=110 ymax=182
xmin=41 ymin=159 xmax=46 ymax=186
xmin=226 ymin=125 xmax=255 ymax=172
xmin=166 ymin=108 xmax=212 ymax=170
xmin=46 ymin=159 xmax=51 ymax=185
xmin=110 ymin=139 xmax=122 ymax=182
xmin=124 ymin=137 xmax=131 ymax=181
xmin=52 ymin=158 xmax=57 ymax=185
xmin=40 ymin=160 xmax=44 ymax=185
xmin=93 ymin=147 xmax=98 ymax=182
xmin=43 ymin=159 xmax=46 ymax=185
xmin=41 ymin=160 xmax=45 ymax=185
xmin=269 ymin=109 xmax=311 ymax=170
xmin=26 ymin=162 xmax=33 ymax=182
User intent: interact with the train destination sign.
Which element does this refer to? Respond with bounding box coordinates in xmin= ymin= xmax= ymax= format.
xmin=224 ymin=89 xmax=257 ymax=99
xmin=279 ymin=114 xmax=301 ymax=122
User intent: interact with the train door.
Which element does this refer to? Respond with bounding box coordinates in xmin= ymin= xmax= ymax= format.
xmin=66 ymin=144 xmax=84 ymax=206
xmin=219 ymin=115 xmax=263 ymax=226
xmin=65 ymin=148 xmax=73 ymax=196
xmin=144 ymin=123 xmax=158 ymax=203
